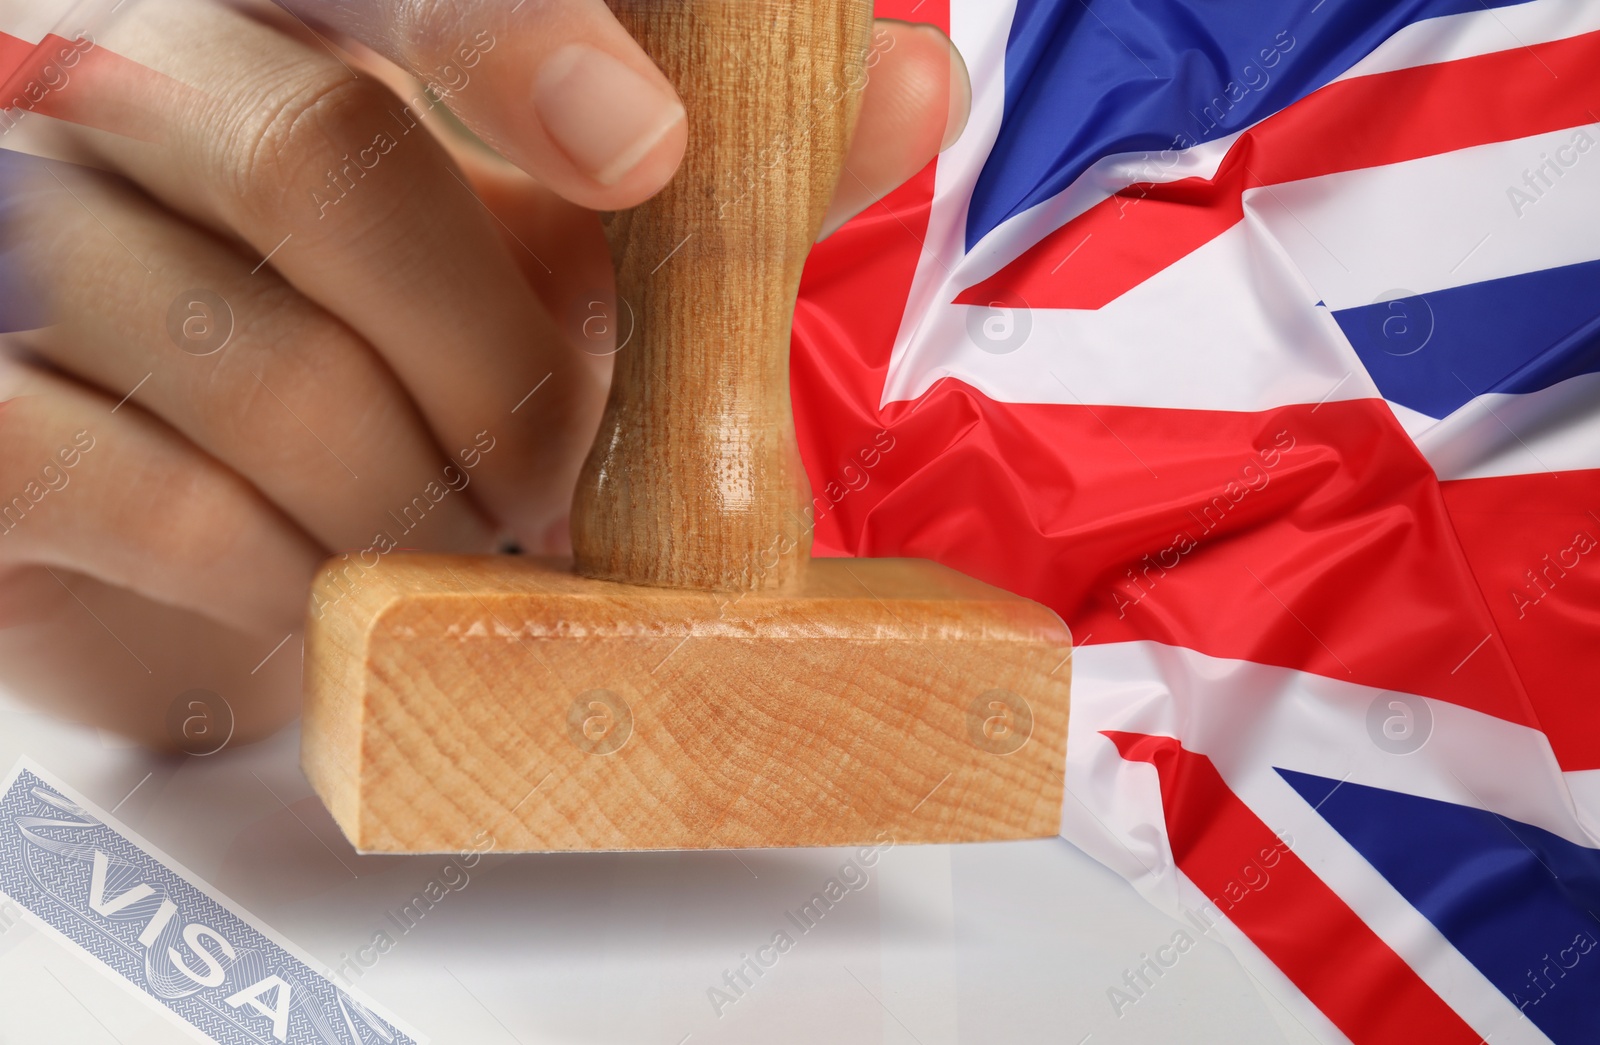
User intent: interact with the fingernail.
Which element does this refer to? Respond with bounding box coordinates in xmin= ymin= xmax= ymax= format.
xmin=534 ymin=43 xmax=686 ymax=187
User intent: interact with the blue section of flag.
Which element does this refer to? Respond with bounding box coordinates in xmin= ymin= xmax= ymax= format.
xmin=1332 ymin=258 xmax=1600 ymax=418
xmin=968 ymin=0 xmax=1535 ymax=251
xmin=1280 ymin=769 xmax=1600 ymax=1044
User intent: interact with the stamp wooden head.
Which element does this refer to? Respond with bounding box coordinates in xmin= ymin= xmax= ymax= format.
xmin=301 ymin=0 xmax=1072 ymax=853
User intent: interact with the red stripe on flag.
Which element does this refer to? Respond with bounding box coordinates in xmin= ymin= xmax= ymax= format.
xmin=1 ymin=31 xmax=192 ymax=141
xmin=1104 ymin=731 xmax=1483 ymax=1043
xmin=794 ymin=367 xmax=1552 ymax=756
xmin=0 ymin=32 xmax=39 ymax=83
xmin=956 ymin=28 xmax=1600 ymax=310
xmin=1440 ymin=470 xmax=1600 ymax=772
xmin=1 ymin=32 xmax=104 ymax=121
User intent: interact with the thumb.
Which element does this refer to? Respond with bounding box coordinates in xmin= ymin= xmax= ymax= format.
xmin=283 ymin=0 xmax=688 ymax=210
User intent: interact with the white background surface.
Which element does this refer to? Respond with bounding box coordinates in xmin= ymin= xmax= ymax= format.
xmin=0 ymin=686 xmax=1315 ymax=1045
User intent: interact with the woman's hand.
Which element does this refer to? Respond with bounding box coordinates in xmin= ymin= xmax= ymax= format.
xmin=0 ymin=0 xmax=969 ymax=749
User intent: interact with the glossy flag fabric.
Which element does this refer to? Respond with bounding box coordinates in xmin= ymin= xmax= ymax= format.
xmin=4 ymin=0 xmax=1597 ymax=1039
xmin=795 ymin=1 xmax=1600 ymax=1041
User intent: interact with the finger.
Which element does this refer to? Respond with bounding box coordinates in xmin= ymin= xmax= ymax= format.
xmin=0 ymin=359 xmax=322 ymax=636
xmin=272 ymin=0 xmax=687 ymax=211
xmin=74 ymin=0 xmax=606 ymax=547
xmin=819 ymin=21 xmax=971 ymax=241
xmin=17 ymin=160 xmax=497 ymax=557
xmin=0 ymin=567 xmax=302 ymax=751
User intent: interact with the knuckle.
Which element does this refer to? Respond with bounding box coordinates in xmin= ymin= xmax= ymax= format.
xmin=123 ymin=460 xmax=288 ymax=605
xmin=222 ymin=71 xmax=401 ymax=227
xmin=207 ymin=312 xmax=327 ymax=447
xmin=124 ymin=459 xmax=231 ymax=568
xmin=203 ymin=292 xmax=388 ymax=477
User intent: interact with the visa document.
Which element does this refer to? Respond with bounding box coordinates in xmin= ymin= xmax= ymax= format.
xmin=0 ymin=759 xmax=424 ymax=1044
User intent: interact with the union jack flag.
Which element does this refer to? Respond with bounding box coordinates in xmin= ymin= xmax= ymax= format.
xmin=798 ymin=1 xmax=1600 ymax=1041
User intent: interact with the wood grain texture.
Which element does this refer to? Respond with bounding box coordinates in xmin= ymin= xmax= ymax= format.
xmin=572 ymin=0 xmax=875 ymax=591
xmin=302 ymin=556 xmax=1071 ymax=852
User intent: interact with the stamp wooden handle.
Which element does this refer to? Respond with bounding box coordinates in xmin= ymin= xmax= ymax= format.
xmin=571 ymin=0 xmax=875 ymax=591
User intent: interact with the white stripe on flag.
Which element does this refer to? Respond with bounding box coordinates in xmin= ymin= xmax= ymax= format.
xmin=1412 ymin=371 xmax=1600 ymax=481
xmin=1334 ymin=0 xmax=1600 ymax=84
xmin=1245 ymin=123 xmax=1600 ymax=312
xmin=884 ymin=218 xmax=1377 ymax=412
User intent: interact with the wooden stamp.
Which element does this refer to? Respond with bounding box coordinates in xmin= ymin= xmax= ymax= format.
xmin=302 ymin=0 xmax=1072 ymax=852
